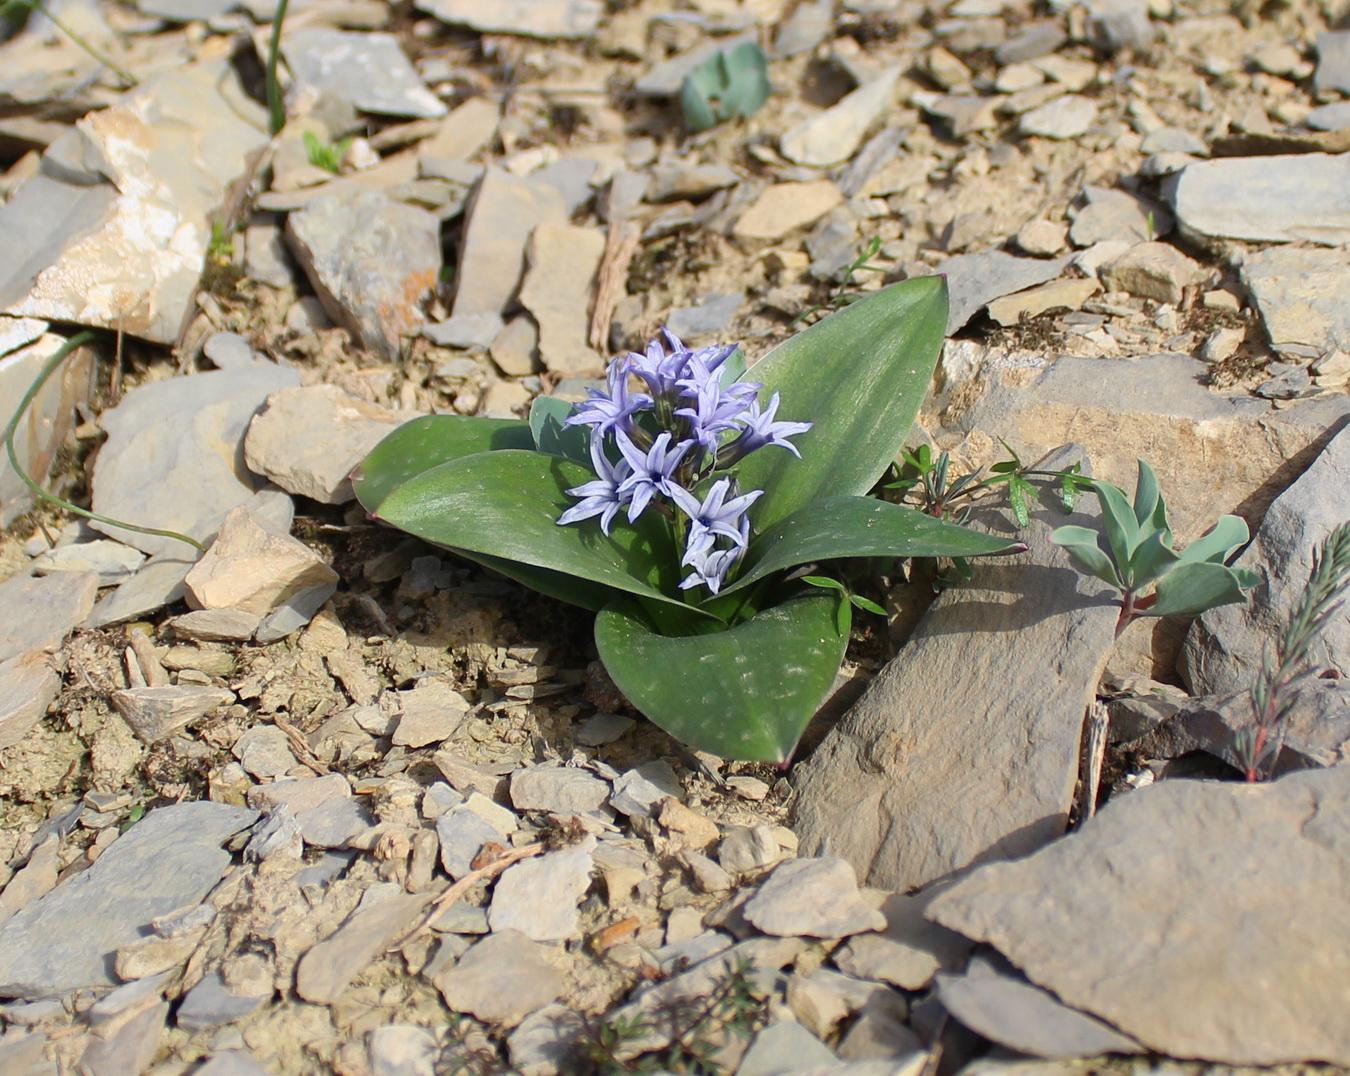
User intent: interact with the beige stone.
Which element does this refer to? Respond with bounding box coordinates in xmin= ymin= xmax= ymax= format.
xmin=0 ymin=650 xmax=61 ymax=751
xmin=519 ymin=223 xmax=606 ymax=377
xmin=986 ymin=278 xmax=1100 ymax=326
xmin=1102 ymin=241 xmax=1206 ymax=304
xmin=733 ymin=182 xmax=843 ymax=242
xmin=185 ymin=507 xmax=338 ymax=618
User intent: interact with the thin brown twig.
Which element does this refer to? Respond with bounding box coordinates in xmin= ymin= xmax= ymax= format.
xmin=273 ymin=716 xmax=330 ymax=776
xmin=403 ymin=842 xmax=545 ymax=942
xmin=589 ymin=221 xmax=640 ymax=352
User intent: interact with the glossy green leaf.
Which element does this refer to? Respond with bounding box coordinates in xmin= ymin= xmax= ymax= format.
xmin=595 ymin=586 xmax=848 ymax=762
xmin=724 ymin=495 xmax=1021 ymax=596
xmin=352 ymin=415 xmax=533 ymax=515
xmin=732 ymin=277 xmax=949 ymax=529
xmin=1175 ymin=514 xmax=1250 ymax=567
xmin=374 ymin=450 xmax=715 ymax=619
xmin=1147 ymin=562 xmax=1257 ymax=618
xmin=529 ymin=395 xmax=590 ymax=464
xmin=1051 ymin=525 xmax=1121 ymax=588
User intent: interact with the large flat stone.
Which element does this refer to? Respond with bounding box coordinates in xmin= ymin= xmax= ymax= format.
xmin=1167 ymin=153 xmax=1350 ymax=245
xmin=0 ymin=802 xmax=257 ymax=998
xmin=0 ymin=571 xmax=98 ymax=664
xmin=0 ymin=62 xmax=269 ymax=342
xmin=1181 ymin=422 xmax=1350 ymax=696
xmin=519 ymin=223 xmax=606 ymax=377
xmin=90 ymin=365 xmax=299 ymax=558
xmin=933 ymin=347 xmax=1350 ymax=543
xmin=928 ymin=766 xmax=1350 ymax=1064
xmin=1241 ymin=244 xmax=1350 ymax=359
xmin=792 ymin=448 xmax=1119 ymax=892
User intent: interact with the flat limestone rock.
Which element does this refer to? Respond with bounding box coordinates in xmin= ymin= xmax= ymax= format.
xmin=519 ymin=223 xmax=606 ymax=377
xmin=244 ymin=385 xmax=403 ymax=504
xmin=1182 ymin=422 xmax=1350 ymax=696
xmin=937 ymin=956 xmax=1142 ymax=1059
xmin=488 ymin=837 xmax=596 ymax=942
xmin=928 ymin=766 xmax=1350 ymax=1064
xmin=0 ymin=63 xmax=269 ymax=343
xmin=295 ymin=884 xmax=427 ymax=1004
xmin=0 ymin=571 xmax=98 ymax=664
xmin=733 ymin=181 xmax=843 ymax=242
xmin=935 ymin=348 xmax=1350 ymax=542
xmin=282 ymin=29 xmax=446 ymax=119
xmin=0 ymin=650 xmax=60 ymax=751
xmin=452 ymin=170 xmax=568 ymax=319
xmin=780 ymin=68 xmax=901 ymax=168
xmin=416 ymin=0 xmax=603 ymax=39
xmin=743 ymin=858 xmax=885 ymax=939
xmin=931 ymin=251 xmax=1074 ymax=334
xmin=0 ymin=802 xmax=257 ymax=999
xmin=91 ymin=366 xmax=299 ymax=558
xmin=1241 ymin=245 xmax=1350 ymax=359
xmin=110 ymin=685 xmax=236 ymax=744
xmin=1167 ymin=154 xmax=1350 ymax=245
xmin=792 ymin=448 xmax=1119 ymax=892
xmin=287 ymin=190 xmax=442 ymax=361
xmin=832 ymin=888 xmax=970 ymax=990
xmin=434 ymin=929 xmax=564 ymax=1027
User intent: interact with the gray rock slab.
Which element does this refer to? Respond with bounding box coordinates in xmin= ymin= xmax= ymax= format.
xmin=245 ymin=385 xmax=403 ymax=504
xmin=90 ymin=365 xmax=298 ymax=557
xmin=32 ymin=539 xmax=144 ymax=586
xmin=739 ymin=1020 xmax=839 ymax=1076
xmin=79 ymin=1000 xmax=167 ymax=1076
xmin=509 ymin=767 xmax=610 ymax=815
xmin=996 ymin=21 xmax=1067 ymax=64
xmin=0 ymin=570 xmax=98 ymax=664
xmin=110 ymin=685 xmax=236 ymax=744
xmin=1315 ymin=31 xmax=1350 ymax=95
xmin=424 ymin=312 xmax=504 ymax=349
xmin=931 ymin=251 xmax=1073 ymax=334
xmin=666 ymin=292 xmax=744 ymax=341
xmin=176 ymin=971 xmax=268 ymax=1030
xmin=507 ymin=1002 xmax=586 ymax=1076
xmin=928 ymin=766 xmax=1350 ymax=1064
xmin=296 ymin=884 xmax=427 ymax=1004
xmin=744 ymin=858 xmax=885 ymax=939
xmin=773 ymin=0 xmax=833 ymax=56
xmin=83 ymin=549 xmax=199 ymax=629
xmin=488 ymin=837 xmax=596 ymax=942
xmin=935 ymin=348 xmax=1350 ymax=543
xmin=780 ymin=68 xmax=901 ymax=168
xmin=436 ymin=804 xmax=503 ymax=879
xmin=283 ymin=29 xmax=445 ymax=119
xmin=296 ymin=796 xmax=376 ymax=849
xmin=1019 ymin=96 xmax=1098 ymax=140
xmin=792 ymin=449 xmax=1119 ymax=892
xmin=519 ymin=223 xmax=605 ymax=377
xmin=1182 ymin=422 xmax=1350 ymax=696
xmin=434 ymin=929 xmax=563 ymax=1027
xmin=416 ymin=0 xmax=602 ymax=39
xmin=0 ymin=802 xmax=257 ymax=998
xmin=170 ymin=608 xmax=262 ymax=642
xmin=1068 ymin=186 xmax=1172 ymax=246
xmin=1167 ymin=154 xmax=1350 ymax=245
xmin=1241 ymin=245 xmax=1350 ymax=358
xmin=1 ymin=330 xmax=94 ymax=526
xmin=452 ymin=169 xmax=568 ymax=319
xmin=609 ymin=760 xmax=682 ymax=816
xmin=0 ymin=63 xmax=268 ymax=343
xmin=937 ymin=956 xmax=1142 ymax=1058
xmin=833 ymin=888 xmax=971 ymax=990
xmin=138 ymin=0 xmax=237 ymax=20
xmin=287 ymin=190 xmax=441 ymax=360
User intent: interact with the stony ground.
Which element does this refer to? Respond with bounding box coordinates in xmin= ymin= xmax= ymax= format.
xmin=1 ymin=0 xmax=1349 ymax=1073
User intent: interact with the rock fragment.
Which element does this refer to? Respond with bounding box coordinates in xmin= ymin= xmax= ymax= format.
xmin=434 ymin=929 xmax=564 ymax=1026
xmin=519 ymin=223 xmax=606 ymax=376
xmin=416 ymin=0 xmax=602 ymax=39
xmin=390 ymin=679 xmax=472 ymax=748
xmin=733 ymin=182 xmax=843 ymax=242
xmin=1315 ymin=31 xmax=1350 ymax=95
xmin=1241 ymin=245 xmax=1350 ymax=358
xmin=510 ymin=767 xmax=611 ymax=815
xmin=296 ymin=885 xmax=427 ymax=1004
xmin=1168 ymin=154 xmax=1350 ymax=245
xmin=0 ymin=571 xmax=98 ymax=664
xmin=283 ymin=29 xmax=446 ymax=119
xmin=1019 ymin=95 xmax=1098 ymax=139
xmin=110 ymin=685 xmax=236 ymax=744
xmin=245 ymin=386 xmax=403 ymax=504
xmin=744 ymin=857 xmax=885 ymax=938
xmin=833 ymin=889 xmax=971 ymax=990
xmin=488 ymin=838 xmax=596 ymax=941
xmin=287 ymin=190 xmax=442 ymax=360
xmin=932 ymin=251 xmax=1074 ymax=333
xmin=1101 ymin=241 xmax=1206 ymax=304
xmin=780 ymin=68 xmax=901 ymax=168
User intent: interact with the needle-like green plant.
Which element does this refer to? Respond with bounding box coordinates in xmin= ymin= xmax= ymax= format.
xmin=1238 ymin=521 xmax=1350 ymax=782
xmin=0 ymin=0 xmax=136 ymax=87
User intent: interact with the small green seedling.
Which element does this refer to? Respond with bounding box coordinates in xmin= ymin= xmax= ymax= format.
xmin=680 ymin=42 xmax=770 ymax=133
xmin=1051 ymin=459 xmax=1259 ymax=635
xmin=303 ymin=130 xmax=353 ymax=174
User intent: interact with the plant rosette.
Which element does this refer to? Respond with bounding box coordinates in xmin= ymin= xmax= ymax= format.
xmin=353 ymin=278 xmax=1022 ymax=762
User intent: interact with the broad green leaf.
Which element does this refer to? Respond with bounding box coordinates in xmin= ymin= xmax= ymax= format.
xmin=462 ymin=551 xmax=619 ymax=612
xmin=529 ymin=396 xmax=590 ymax=464
xmin=595 ymin=586 xmax=848 ymax=762
xmin=1051 ymin=525 xmax=1121 ymax=588
xmin=374 ymin=450 xmax=715 ymax=619
xmin=732 ymin=277 xmax=948 ymax=529
xmin=723 ymin=495 xmax=1021 ymax=597
xmin=1147 ymin=561 xmax=1256 ymax=618
xmin=353 ymin=415 xmax=533 ymax=515
xmin=1175 ymin=514 xmax=1250 ymax=567
xmin=1133 ymin=459 xmax=1164 ymax=530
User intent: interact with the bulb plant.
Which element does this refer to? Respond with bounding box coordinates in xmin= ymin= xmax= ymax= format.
xmin=353 ymin=279 xmax=1023 ymax=762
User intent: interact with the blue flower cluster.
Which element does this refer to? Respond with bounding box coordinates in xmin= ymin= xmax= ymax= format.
xmin=557 ymin=330 xmax=811 ymax=594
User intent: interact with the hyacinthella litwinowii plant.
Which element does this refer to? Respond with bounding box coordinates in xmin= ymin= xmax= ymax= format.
xmin=353 ymin=278 xmax=1022 ymax=762
xmin=1051 ymin=459 xmax=1260 ymax=637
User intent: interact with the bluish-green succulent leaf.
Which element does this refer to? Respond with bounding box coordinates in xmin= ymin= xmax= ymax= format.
xmin=352 ymin=415 xmax=534 ymax=515
xmin=1092 ymin=479 xmax=1145 ymax=580
xmin=679 ymin=76 xmax=717 ymax=132
xmin=732 ymin=277 xmax=949 ymax=530
xmin=1133 ymin=459 xmax=1164 ymax=530
xmin=724 ymin=495 xmax=1021 ymax=596
xmin=595 ymin=586 xmax=848 ymax=762
xmin=1051 ymin=525 xmax=1121 ymax=588
xmin=1147 ymin=561 xmax=1256 ymax=618
xmin=1126 ymin=529 xmax=1182 ymax=592
xmin=1174 ymin=514 xmax=1250 ymax=568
